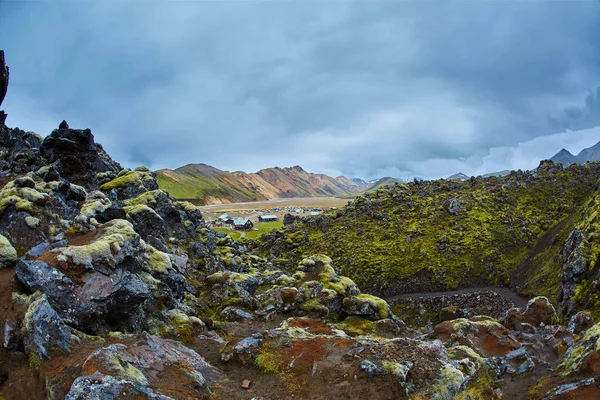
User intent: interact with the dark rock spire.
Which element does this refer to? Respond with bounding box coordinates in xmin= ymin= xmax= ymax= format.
xmin=0 ymin=50 xmax=9 ymax=108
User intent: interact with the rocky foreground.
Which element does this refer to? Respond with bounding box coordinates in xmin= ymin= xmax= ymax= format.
xmin=1 ymin=51 xmax=600 ymax=399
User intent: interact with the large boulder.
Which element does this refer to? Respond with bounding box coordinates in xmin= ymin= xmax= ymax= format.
xmin=433 ymin=317 xmax=521 ymax=357
xmin=67 ymin=334 xmax=223 ymax=399
xmin=17 ymin=292 xmax=72 ymax=360
xmin=557 ymin=323 xmax=600 ymax=376
xmin=40 ymin=125 xmax=122 ymax=188
xmin=15 ymin=219 xmax=151 ymax=333
xmin=502 ymin=296 xmax=556 ymax=330
xmin=66 ymin=373 xmax=172 ymax=400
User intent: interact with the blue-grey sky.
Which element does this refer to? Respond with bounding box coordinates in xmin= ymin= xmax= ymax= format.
xmin=1 ymin=1 xmax=600 ymax=180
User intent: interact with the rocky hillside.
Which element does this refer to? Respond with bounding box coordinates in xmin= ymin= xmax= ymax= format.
xmin=156 ymin=163 xmax=366 ymax=205
xmin=3 ymin=51 xmax=600 ymax=399
xmin=250 ymin=162 xmax=600 ymax=303
xmin=550 ymin=140 xmax=600 ymax=167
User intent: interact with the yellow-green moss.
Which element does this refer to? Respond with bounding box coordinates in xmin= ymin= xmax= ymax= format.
xmin=0 ymin=234 xmax=18 ymax=266
xmin=336 ymin=316 xmax=376 ymax=336
xmin=557 ymin=322 xmax=600 ymax=376
xmin=124 ymin=190 xmax=165 ymax=207
xmin=100 ymin=171 xmax=142 ymax=191
xmin=80 ymin=199 xmax=111 ymax=218
xmin=253 ymin=165 xmax=600 ymax=293
xmin=61 ymin=219 xmax=138 ymax=268
xmin=146 ymin=245 xmax=171 ymax=274
xmin=123 ymin=204 xmax=161 ymax=218
xmin=356 ymin=293 xmax=390 ymax=319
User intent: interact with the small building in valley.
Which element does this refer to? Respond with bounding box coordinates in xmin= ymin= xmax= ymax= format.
xmin=218 ymin=214 xmax=234 ymax=225
xmin=258 ymin=215 xmax=278 ymax=222
xmin=310 ymin=211 xmax=321 ymax=216
xmin=233 ymin=218 xmax=254 ymax=230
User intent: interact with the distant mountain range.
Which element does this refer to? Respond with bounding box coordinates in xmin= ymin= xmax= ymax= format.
xmin=157 ymin=141 xmax=600 ymax=205
xmin=550 ymin=140 xmax=600 ymax=167
xmin=447 ymin=170 xmax=511 ymax=181
xmin=156 ymin=163 xmax=368 ymax=205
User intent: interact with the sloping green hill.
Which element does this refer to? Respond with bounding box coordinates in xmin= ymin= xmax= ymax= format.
xmin=156 ymin=163 xmax=364 ymax=205
xmin=155 ymin=167 xmax=255 ymax=204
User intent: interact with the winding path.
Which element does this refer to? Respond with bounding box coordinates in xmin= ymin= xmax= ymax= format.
xmin=384 ymin=286 xmax=529 ymax=308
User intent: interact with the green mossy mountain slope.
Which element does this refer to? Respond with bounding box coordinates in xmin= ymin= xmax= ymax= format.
xmin=250 ymin=161 xmax=600 ymax=300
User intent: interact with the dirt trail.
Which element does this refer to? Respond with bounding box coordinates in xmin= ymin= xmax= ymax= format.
xmin=384 ymin=286 xmax=529 ymax=308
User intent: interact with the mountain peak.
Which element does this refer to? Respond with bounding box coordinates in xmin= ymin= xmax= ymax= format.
xmin=550 ymin=141 xmax=600 ymax=167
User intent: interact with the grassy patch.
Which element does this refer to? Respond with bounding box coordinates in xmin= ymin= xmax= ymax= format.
xmin=245 ymin=221 xmax=284 ymax=240
xmin=213 ymin=227 xmax=242 ymax=241
xmin=156 ymin=169 xmax=254 ymax=204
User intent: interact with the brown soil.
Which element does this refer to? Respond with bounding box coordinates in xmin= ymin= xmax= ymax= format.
xmin=30 ymin=249 xmax=88 ymax=285
xmin=287 ymin=318 xmax=333 ymax=335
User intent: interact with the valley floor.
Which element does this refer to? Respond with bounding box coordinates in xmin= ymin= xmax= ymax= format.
xmin=199 ymin=196 xmax=351 ymax=212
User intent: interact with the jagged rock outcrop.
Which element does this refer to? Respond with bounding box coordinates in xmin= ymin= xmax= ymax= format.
xmin=0 ymin=50 xmax=7 ymax=108
xmin=558 ymin=192 xmax=600 ymax=317
xmin=0 ymin=50 xmax=8 ymax=129
xmin=40 ymin=125 xmax=122 ymax=188
xmin=15 ymin=220 xmax=151 ymax=334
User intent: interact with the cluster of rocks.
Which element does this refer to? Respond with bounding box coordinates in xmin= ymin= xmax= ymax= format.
xmin=388 ymin=290 xmax=518 ymax=327
xmin=205 ymin=255 xmax=402 ymax=324
xmin=0 ymin=111 xmax=401 ymax=398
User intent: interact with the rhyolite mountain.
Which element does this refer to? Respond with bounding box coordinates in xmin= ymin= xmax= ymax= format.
xmin=156 ymin=163 xmax=367 ymax=205
xmin=447 ymin=172 xmax=469 ymax=181
xmin=3 ymin=50 xmax=600 ymax=399
xmin=550 ymin=140 xmax=600 ymax=167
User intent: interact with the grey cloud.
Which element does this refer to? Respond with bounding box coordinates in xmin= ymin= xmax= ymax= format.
xmin=1 ymin=1 xmax=599 ymax=181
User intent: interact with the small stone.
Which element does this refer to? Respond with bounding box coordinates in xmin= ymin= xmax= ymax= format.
xmin=25 ymin=216 xmax=41 ymax=229
xmin=242 ymin=379 xmax=251 ymax=389
xmin=360 ymin=360 xmax=385 ymax=379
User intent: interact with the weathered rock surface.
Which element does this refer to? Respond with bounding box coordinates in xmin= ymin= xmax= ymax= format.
xmin=40 ymin=126 xmax=122 ymax=188
xmin=502 ymin=296 xmax=556 ymax=330
xmin=0 ymin=233 xmax=17 ymax=268
xmin=20 ymin=292 xmax=72 ymax=359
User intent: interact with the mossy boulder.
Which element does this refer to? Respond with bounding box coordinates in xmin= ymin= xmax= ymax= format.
xmin=100 ymin=168 xmax=158 ymax=200
xmin=429 ymin=363 xmax=465 ymax=400
xmin=342 ymin=294 xmax=392 ymax=320
xmin=68 ymin=334 xmax=222 ymax=399
xmin=0 ymin=233 xmax=17 ymax=268
xmin=0 ymin=179 xmax=48 ymax=215
xmin=81 ymin=344 xmax=149 ymax=386
xmin=557 ymin=323 xmax=600 ymax=376
xmin=60 ymin=219 xmax=140 ymax=271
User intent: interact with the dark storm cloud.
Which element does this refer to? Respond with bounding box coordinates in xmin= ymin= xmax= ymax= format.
xmin=1 ymin=1 xmax=599 ymax=179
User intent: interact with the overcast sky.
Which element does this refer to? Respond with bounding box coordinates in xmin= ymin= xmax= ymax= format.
xmin=1 ymin=1 xmax=600 ymax=180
